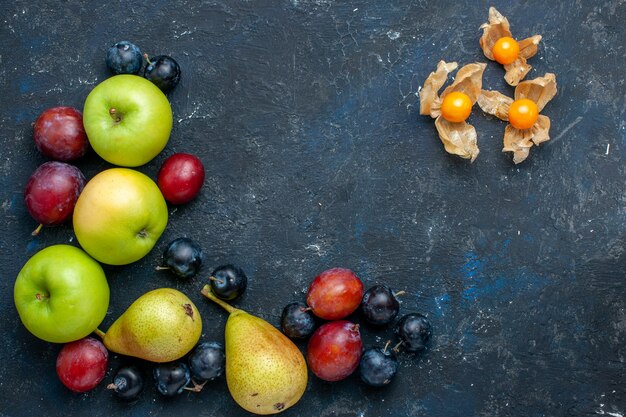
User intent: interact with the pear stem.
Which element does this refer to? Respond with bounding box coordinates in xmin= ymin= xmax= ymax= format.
xmin=93 ymin=328 xmax=105 ymax=339
xmin=200 ymin=284 xmax=237 ymax=314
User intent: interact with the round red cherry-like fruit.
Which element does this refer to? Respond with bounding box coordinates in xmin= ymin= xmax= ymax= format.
xmin=33 ymin=106 xmax=89 ymax=161
xmin=307 ymin=320 xmax=363 ymax=382
xmin=306 ymin=267 xmax=364 ymax=320
xmin=56 ymin=337 xmax=108 ymax=392
xmin=157 ymin=153 xmax=205 ymax=204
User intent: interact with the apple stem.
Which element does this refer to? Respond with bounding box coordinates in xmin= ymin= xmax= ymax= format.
xmin=143 ymin=53 xmax=153 ymax=66
xmin=200 ymin=284 xmax=237 ymax=314
xmin=31 ymin=224 xmax=43 ymax=236
xmin=208 ymin=276 xmax=225 ymax=285
xmin=93 ymin=328 xmax=106 ymax=339
xmin=109 ymin=108 xmax=122 ymax=123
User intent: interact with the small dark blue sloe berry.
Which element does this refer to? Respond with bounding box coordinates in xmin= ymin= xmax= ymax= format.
xmin=106 ymin=41 xmax=143 ymax=74
xmin=188 ymin=342 xmax=225 ymax=383
xmin=107 ymin=366 xmax=144 ymax=401
xmin=159 ymin=237 xmax=204 ymax=279
xmin=209 ymin=264 xmax=247 ymax=300
xmin=395 ymin=313 xmax=432 ymax=352
xmin=153 ymin=362 xmax=190 ymax=397
xmin=359 ymin=344 xmax=398 ymax=387
xmin=281 ymin=302 xmax=316 ymax=339
xmin=360 ymin=285 xmax=402 ymax=326
xmin=144 ymin=54 xmax=181 ymax=92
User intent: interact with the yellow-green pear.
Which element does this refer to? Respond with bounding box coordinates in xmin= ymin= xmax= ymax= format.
xmin=201 ymin=285 xmax=307 ymax=415
xmin=97 ymin=288 xmax=201 ymax=362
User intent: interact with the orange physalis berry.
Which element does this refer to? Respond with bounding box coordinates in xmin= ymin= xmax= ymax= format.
xmin=440 ymin=92 xmax=473 ymax=123
xmin=492 ymin=36 xmax=520 ymax=65
xmin=508 ymin=98 xmax=539 ymax=130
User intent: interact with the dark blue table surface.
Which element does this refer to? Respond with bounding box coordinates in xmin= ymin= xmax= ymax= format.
xmin=1 ymin=1 xmax=624 ymax=416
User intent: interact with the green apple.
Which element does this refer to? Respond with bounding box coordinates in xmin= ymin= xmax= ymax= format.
xmin=82 ymin=74 xmax=173 ymax=167
xmin=14 ymin=244 xmax=110 ymax=343
xmin=73 ymin=168 xmax=168 ymax=265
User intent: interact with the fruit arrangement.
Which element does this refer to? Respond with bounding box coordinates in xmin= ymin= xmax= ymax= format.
xmin=13 ymin=37 xmax=434 ymax=415
xmin=14 ymin=40 xmax=215 ymax=401
xmin=419 ymin=7 xmax=557 ymax=164
xmin=279 ymin=267 xmax=431 ymax=388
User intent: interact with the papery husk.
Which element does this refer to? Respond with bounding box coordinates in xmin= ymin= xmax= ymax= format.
xmin=530 ymin=115 xmax=551 ymax=145
xmin=420 ymin=60 xmax=458 ymax=117
xmin=515 ymin=73 xmax=557 ymax=112
xmin=479 ymin=7 xmax=512 ymax=60
xmin=440 ymin=62 xmax=487 ymax=104
xmin=503 ymin=59 xmax=532 ymax=87
xmin=434 ymin=117 xmax=479 ymax=162
xmin=503 ymin=35 xmax=542 ymax=86
xmin=518 ymin=35 xmax=542 ymax=60
xmin=502 ymin=115 xmax=551 ymax=164
xmin=477 ymin=89 xmax=513 ymax=121
xmin=480 ymin=7 xmax=542 ymax=86
xmin=503 ymin=125 xmax=533 ymax=164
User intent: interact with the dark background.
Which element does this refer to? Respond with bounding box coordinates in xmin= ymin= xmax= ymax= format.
xmin=0 ymin=1 xmax=624 ymax=416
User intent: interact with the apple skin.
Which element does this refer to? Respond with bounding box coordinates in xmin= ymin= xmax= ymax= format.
xmin=14 ymin=245 xmax=110 ymax=343
xmin=73 ymin=168 xmax=168 ymax=265
xmin=82 ymin=74 xmax=172 ymax=167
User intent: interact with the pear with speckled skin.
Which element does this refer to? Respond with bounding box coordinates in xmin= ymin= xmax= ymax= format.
xmin=201 ymin=285 xmax=307 ymax=415
xmin=96 ymin=288 xmax=202 ymax=363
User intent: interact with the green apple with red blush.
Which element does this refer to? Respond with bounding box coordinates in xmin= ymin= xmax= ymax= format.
xmin=73 ymin=168 xmax=168 ymax=265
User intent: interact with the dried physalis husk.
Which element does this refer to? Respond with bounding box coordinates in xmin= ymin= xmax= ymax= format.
xmin=478 ymin=73 xmax=557 ymax=164
xmin=419 ymin=60 xmax=458 ymax=117
xmin=420 ymin=61 xmax=486 ymax=162
xmin=479 ymin=7 xmax=542 ymax=86
xmin=515 ymin=73 xmax=557 ymax=112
